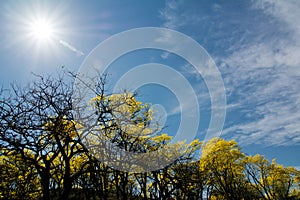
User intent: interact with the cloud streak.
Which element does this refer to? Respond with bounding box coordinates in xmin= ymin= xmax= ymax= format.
xmin=160 ymin=0 xmax=300 ymax=146
xmin=221 ymin=1 xmax=300 ymax=146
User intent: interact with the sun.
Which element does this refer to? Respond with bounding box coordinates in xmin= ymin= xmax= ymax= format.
xmin=29 ymin=19 xmax=55 ymax=41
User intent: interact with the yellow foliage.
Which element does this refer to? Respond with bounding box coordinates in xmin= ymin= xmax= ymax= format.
xmin=151 ymin=133 xmax=172 ymax=143
xmin=44 ymin=116 xmax=79 ymax=140
xmin=0 ymin=151 xmax=41 ymax=199
xmin=201 ymin=138 xmax=244 ymax=171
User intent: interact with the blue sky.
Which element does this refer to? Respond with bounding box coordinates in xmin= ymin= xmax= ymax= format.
xmin=0 ymin=0 xmax=299 ymax=168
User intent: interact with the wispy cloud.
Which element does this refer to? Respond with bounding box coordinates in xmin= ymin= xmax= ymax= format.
xmin=159 ymin=0 xmax=181 ymax=29
xmin=160 ymin=0 xmax=300 ymax=146
xmin=221 ymin=1 xmax=300 ymax=146
xmin=253 ymin=0 xmax=300 ymax=38
xmin=160 ymin=0 xmax=206 ymax=30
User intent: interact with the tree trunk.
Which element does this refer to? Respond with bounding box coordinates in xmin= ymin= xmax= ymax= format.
xmin=40 ymin=170 xmax=51 ymax=200
xmin=59 ymin=158 xmax=72 ymax=200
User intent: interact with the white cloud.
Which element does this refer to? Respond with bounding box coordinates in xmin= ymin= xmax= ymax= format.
xmin=212 ymin=4 xmax=222 ymax=12
xmin=223 ymin=99 xmax=300 ymax=146
xmin=161 ymin=51 xmax=170 ymax=59
xmin=221 ymin=1 xmax=300 ymax=146
xmin=251 ymin=0 xmax=300 ymax=67
xmin=253 ymin=0 xmax=300 ymax=37
xmin=159 ymin=0 xmax=300 ymax=146
xmin=159 ymin=0 xmax=204 ymax=30
xmin=159 ymin=0 xmax=180 ymax=29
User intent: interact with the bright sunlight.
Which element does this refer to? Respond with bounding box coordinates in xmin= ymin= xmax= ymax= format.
xmin=29 ymin=19 xmax=54 ymax=41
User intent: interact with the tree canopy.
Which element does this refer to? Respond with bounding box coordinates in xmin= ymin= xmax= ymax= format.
xmin=0 ymin=74 xmax=299 ymax=200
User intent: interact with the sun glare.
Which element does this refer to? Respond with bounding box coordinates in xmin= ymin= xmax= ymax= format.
xmin=29 ymin=19 xmax=54 ymax=41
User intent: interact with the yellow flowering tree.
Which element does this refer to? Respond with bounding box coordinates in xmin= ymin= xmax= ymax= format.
xmin=0 ymin=75 xmax=89 ymax=200
xmin=245 ymin=154 xmax=300 ymax=199
xmin=0 ymin=150 xmax=41 ymax=199
xmin=200 ymin=138 xmax=250 ymax=199
xmin=89 ymin=80 xmax=202 ymax=199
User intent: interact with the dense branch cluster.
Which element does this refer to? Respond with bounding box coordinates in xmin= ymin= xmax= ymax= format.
xmin=0 ymin=74 xmax=299 ymax=200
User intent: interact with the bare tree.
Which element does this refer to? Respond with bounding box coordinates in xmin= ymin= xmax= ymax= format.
xmin=0 ymin=74 xmax=90 ymax=200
